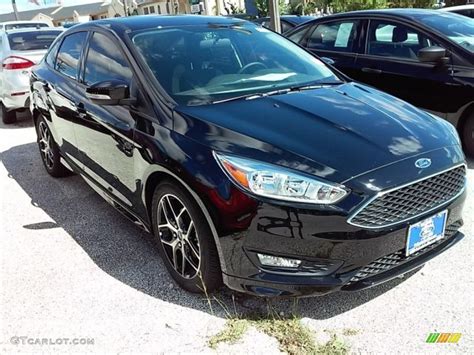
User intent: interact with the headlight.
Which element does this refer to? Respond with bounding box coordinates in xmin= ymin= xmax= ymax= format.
xmin=214 ymin=152 xmax=348 ymax=204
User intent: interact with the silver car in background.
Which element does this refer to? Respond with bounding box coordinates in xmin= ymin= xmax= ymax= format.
xmin=0 ymin=21 xmax=51 ymax=31
xmin=0 ymin=27 xmax=62 ymax=123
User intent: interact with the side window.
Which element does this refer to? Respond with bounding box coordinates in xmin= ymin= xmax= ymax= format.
xmin=368 ymin=20 xmax=438 ymax=60
xmin=288 ymin=25 xmax=310 ymax=44
xmin=83 ymin=32 xmax=133 ymax=86
xmin=307 ymin=20 xmax=359 ymax=52
xmin=55 ymin=32 xmax=87 ymax=80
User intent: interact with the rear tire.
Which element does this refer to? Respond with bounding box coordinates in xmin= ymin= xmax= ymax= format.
xmin=151 ymin=181 xmax=222 ymax=293
xmin=36 ymin=115 xmax=70 ymax=177
xmin=1 ymin=102 xmax=17 ymax=124
xmin=462 ymin=113 xmax=474 ymax=158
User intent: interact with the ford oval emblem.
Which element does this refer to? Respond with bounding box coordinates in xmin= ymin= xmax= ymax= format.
xmin=415 ymin=158 xmax=431 ymax=169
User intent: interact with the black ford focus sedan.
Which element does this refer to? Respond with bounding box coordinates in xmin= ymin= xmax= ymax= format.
xmin=30 ymin=16 xmax=467 ymax=297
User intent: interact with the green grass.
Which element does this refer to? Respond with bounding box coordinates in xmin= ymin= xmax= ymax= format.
xmin=208 ymin=314 xmax=349 ymax=355
xmin=252 ymin=316 xmax=318 ymax=355
xmin=208 ymin=318 xmax=249 ymax=349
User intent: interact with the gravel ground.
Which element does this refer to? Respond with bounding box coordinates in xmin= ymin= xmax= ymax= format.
xmin=1 ymin=114 xmax=473 ymax=354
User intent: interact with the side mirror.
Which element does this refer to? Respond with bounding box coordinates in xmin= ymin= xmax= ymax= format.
xmin=417 ymin=46 xmax=449 ymax=65
xmin=320 ymin=57 xmax=335 ymax=66
xmin=86 ymin=79 xmax=133 ymax=105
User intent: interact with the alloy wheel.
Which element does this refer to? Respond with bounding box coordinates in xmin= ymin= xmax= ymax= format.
xmin=157 ymin=194 xmax=201 ymax=279
xmin=38 ymin=121 xmax=54 ymax=169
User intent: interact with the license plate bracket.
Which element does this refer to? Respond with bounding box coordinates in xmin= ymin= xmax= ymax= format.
xmin=406 ymin=210 xmax=448 ymax=256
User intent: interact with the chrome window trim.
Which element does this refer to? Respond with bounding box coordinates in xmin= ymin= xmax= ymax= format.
xmin=347 ymin=163 xmax=467 ymax=229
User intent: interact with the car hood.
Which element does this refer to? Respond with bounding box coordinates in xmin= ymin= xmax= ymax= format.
xmin=175 ymin=82 xmax=458 ymax=183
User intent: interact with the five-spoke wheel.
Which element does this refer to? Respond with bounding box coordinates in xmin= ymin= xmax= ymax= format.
xmin=152 ymin=182 xmax=222 ymax=293
xmin=36 ymin=115 xmax=70 ymax=177
xmin=157 ymin=194 xmax=201 ymax=279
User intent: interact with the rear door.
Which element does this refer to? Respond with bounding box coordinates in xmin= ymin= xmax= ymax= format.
xmin=299 ymin=18 xmax=364 ymax=79
xmin=39 ymin=31 xmax=88 ymax=163
xmin=354 ymin=18 xmax=455 ymax=115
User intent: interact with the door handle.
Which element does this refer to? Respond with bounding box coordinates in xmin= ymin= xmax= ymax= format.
xmin=362 ymin=67 xmax=382 ymax=74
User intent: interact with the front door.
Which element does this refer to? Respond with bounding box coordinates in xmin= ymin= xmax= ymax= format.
xmin=73 ymin=31 xmax=138 ymax=208
xmin=353 ymin=19 xmax=455 ymax=115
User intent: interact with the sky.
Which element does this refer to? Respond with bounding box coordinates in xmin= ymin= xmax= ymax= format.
xmin=0 ymin=0 xmax=103 ymax=15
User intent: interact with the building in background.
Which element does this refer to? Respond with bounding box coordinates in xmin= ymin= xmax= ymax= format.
xmin=0 ymin=0 xmax=249 ymax=25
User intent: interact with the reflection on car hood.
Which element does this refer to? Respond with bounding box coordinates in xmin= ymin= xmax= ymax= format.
xmin=175 ymin=82 xmax=458 ymax=183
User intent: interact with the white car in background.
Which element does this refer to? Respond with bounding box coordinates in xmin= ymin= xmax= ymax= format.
xmin=0 ymin=27 xmax=62 ymax=123
xmin=0 ymin=21 xmax=51 ymax=31
xmin=439 ymin=4 xmax=474 ymax=18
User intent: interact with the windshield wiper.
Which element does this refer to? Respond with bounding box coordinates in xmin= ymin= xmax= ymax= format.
xmin=289 ymin=80 xmax=344 ymax=91
xmin=211 ymin=88 xmax=291 ymax=104
xmin=208 ymin=80 xmax=345 ymax=105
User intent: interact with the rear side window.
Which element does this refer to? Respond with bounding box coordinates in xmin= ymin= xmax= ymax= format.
xmin=7 ymin=30 xmax=61 ymax=51
xmin=307 ymin=20 xmax=360 ymax=52
xmin=83 ymin=32 xmax=133 ymax=86
xmin=55 ymin=31 xmax=87 ymax=80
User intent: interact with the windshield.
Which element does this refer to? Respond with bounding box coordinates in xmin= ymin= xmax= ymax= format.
xmin=131 ymin=24 xmax=340 ymax=105
xmin=416 ymin=12 xmax=474 ymax=52
xmin=8 ymin=30 xmax=62 ymax=51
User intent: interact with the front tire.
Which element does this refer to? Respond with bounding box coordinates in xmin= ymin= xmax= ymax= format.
xmin=1 ymin=102 xmax=17 ymax=124
xmin=462 ymin=113 xmax=474 ymax=158
xmin=36 ymin=115 xmax=70 ymax=177
xmin=152 ymin=181 xmax=222 ymax=293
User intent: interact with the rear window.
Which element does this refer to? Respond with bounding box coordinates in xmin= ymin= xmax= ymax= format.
xmin=5 ymin=23 xmax=49 ymax=30
xmin=7 ymin=31 xmax=61 ymax=51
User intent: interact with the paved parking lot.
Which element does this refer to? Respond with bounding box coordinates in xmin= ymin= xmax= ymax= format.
xmin=1 ymin=115 xmax=473 ymax=354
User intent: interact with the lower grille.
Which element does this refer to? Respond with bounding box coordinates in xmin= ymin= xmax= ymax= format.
xmin=346 ymin=221 xmax=462 ymax=285
xmin=349 ymin=165 xmax=466 ymax=228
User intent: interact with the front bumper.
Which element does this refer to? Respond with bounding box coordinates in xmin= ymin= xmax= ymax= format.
xmin=216 ymin=148 xmax=467 ymax=297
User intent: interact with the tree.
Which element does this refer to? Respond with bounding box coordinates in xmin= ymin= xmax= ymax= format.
xmin=255 ymin=0 xmax=288 ymax=17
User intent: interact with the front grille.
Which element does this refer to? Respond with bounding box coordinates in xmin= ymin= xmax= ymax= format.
xmin=346 ymin=221 xmax=462 ymax=285
xmin=349 ymin=165 xmax=466 ymax=228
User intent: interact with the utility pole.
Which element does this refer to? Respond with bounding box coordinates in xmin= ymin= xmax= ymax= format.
xmin=268 ymin=0 xmax=281 ymax=33
xmin=123 ymin=0 xmax=128 ymax=16
xmin=11 ymin=0 xmax=20 ymax=20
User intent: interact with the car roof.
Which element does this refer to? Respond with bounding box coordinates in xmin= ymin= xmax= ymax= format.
xmin=304 ymin=8 xmax=446 ymax=21
xmin=70 ymin=15 xmax=253 ymax=33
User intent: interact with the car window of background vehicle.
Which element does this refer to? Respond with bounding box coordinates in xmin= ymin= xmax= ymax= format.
xmin=415 ymin=13 xmax=474 ymax=52
xmin=55 ymin=31 xmax=88 ymax=80
xmin=7 ymin=31 xmax=61 ymax=51
xmin=368 ymin=20 xmax=438 ymax=59
xmin=306 ymin=20 xmax=360 ymax=52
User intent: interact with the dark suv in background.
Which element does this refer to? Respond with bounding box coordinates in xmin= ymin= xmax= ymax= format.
xmin=286 ymin=9 xmax=474 ymax=156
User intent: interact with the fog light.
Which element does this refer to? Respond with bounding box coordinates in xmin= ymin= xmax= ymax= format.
xmin=257 ymin=253 xmax=302 ymax=268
